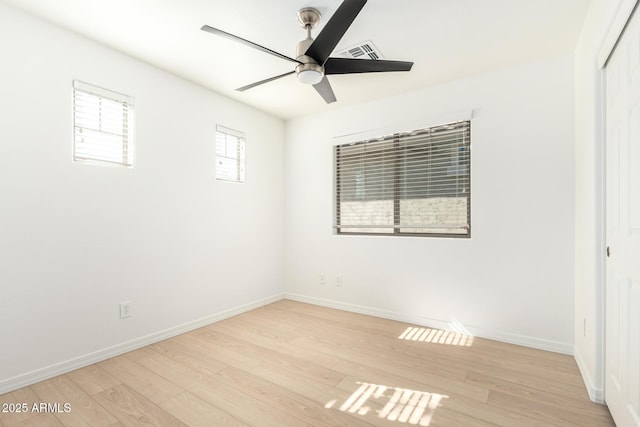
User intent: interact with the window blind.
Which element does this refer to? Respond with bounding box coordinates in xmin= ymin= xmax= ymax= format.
xmin=335 ymin=120 xmax=470 ymax=236
xmin=73 ymin=80 xmax=133 ymax=167
xmin=216 ymin=125 xmax=246 ymax=183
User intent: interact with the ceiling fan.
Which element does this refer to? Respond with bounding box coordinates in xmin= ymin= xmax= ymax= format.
xmin=201 ymin=0 xmax=413 ymax=104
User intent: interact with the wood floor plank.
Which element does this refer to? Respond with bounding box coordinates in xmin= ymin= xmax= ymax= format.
xmin=241 ymin=307 xmax=411 ymax=358
xmin=292 ymin=329 xmax=469 ymax=382
xmin=291 ymin=333 xmax=476 ymax=395
xmin=334 ymin=375 xmax=532 ymax=427
xmin=149 ymin=337 xmax=228 ymax=376
xmin=465 ymin=370 xmax=610 ymax=416
xmin=7 ymin=413 xmax=63 ymax=427
xmin=1 ymin=300 xmax=614 ymax=426
xmin=279 ymin=300 xmax=583 ymax=393
xmin=30 ymin=375 xmax=118 ymax=427
xmin=400 ymin=330 xmax=580 ymax=375
xmin=258 ymin=301 xmax=415 ymax=341
xmin=215 ymin=365 xmax=373 ymax=427
xmin=275 ymin=301 xmax=577 ymax=376
xmin=248 ymin=363 xmax=357 ymax=409
xmin=194 ymin=327 xmax=346 ymax=387
xmin=464 ymin=362 xmax=589 ymax=399
xmin=435 ymin=344 xmax=585 ymax=388
xmin=66 ymin=364 xmax=121 ymax=396
xmin=94 ymin=384 xmax=187 ymax=427
xmin=133 ymin=350 xmax=311 ymax=427
xmin=206 ymin=314 xmax=303 ymax=346
xmin=160 ymin=391 xmax=250 ymax=427
xmin=487 ymin=389 xmax=615 ymax=426
xmin=0 ymin=387 xmax=41 ymax=426
xmin=98 ymin=355 xmax=184 ymax=405
xmin=331 ymin=376 xmax=495 ymax=427
xmin=203 ymin=318 xmax=344 ymax=371
xmin=119 ymin=346 xmax=158 ymax=362
xmin=170 ymin=331 xmax=263 ymax=372
xmin=198 ymin=306 xmax=567 ymax=407
xmin=331 ymin=357 xmax=489 ymax=404
xmin=234 ymin=305 xmax=304 ymax=334
xmin=248 ymin=362 xmax=488 ymax=427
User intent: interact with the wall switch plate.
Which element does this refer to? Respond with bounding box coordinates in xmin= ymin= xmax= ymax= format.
xmin=120 ymin=301 xmax=132 ymax=319
xmin=320 ymin=274 xmax=326 ymax=285
xmin=336 ymin=276 xmax=342 ymax=287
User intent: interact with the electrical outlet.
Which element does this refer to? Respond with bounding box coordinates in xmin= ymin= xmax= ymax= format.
xmin=120 ymin=301 xmax=132 ymax=319
xmin=320 ymin=274 xmax=326 ymax=285
xmin=336 ymin=276 xmax=342 ymax=287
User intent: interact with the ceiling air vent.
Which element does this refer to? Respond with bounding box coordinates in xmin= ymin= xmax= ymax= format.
xmin=338 ymin=41 xmax=383 ymax=60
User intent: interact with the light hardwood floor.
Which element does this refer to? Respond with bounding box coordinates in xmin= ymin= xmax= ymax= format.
xmin=0 ymin=300 xmax=614 ymax=426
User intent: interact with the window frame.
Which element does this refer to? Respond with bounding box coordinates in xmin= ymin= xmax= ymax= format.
xmin=215 ymin=125 xmax=246 ymax=183
xmin=72 ymin=80 xmax=134 ymax=167
xmin=334 ymin=120 xmax=471 ymax=238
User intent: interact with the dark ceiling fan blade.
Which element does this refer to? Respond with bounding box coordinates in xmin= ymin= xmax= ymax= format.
xmin=324 ymin=58 xmax=414 ymax=74
xmin=201 ymin=25 xmax=301 ymax=64
xmin=313 ymin=77 xmax=337 ymax=104
xmin=304 ymin=0 xmax=367 ymax=65
xmin=236 ymin=71 xmax=295 ymax=92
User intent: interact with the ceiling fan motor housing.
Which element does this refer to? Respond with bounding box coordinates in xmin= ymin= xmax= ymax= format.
xmin=296 ymin=38 xmax=324 ymax=78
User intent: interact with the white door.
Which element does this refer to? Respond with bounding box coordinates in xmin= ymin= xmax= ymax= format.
xmin=605 ymin=5 xmax=640 ymax=427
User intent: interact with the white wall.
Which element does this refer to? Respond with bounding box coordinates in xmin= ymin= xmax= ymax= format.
xmin=284 ymin=55 xmax=576 ymax=352
xmin=0 ymin=3 xmax=284 ymax=392
xmin=573 ymin=0 xmax=632 ymax=403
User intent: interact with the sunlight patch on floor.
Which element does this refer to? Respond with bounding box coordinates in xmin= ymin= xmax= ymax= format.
xmin=325 ymin=381 xmax=448 ymax=426
xmin=398 ymin=326 xmax=473 ymax=347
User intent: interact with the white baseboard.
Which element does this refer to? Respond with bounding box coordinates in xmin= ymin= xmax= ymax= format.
xmin=0 ymin=293 xmax=284 ymax=395
xmin=574 ymin=346 xmax=605 ymax=404
xmin=283 ymin=293 xmax=574 ymax=355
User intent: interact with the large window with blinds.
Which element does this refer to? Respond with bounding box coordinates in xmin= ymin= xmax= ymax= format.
xmin=72 ymin=80 xmax=133 ymax=167
xmin=334 ymin=120 xmax=470 ymax=237
xmin=215 ymin=125 xmax=246 ymax=183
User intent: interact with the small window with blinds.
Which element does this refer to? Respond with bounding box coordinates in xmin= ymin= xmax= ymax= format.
xmin=215 ymin=125 xmax=246 ymax=183
xmin=334 ymin=120 xmax=470 ymax=237
xmin=72 ymin=80 xmax=133 ymax=167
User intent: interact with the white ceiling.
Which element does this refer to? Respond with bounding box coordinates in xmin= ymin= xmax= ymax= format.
xmin=3 ymin=0 xmax=590 ymax=120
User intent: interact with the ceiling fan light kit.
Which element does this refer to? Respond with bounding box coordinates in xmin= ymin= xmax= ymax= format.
xmin=201 ymin=0 xmax=413 ymax=104
xmin=297 ymin=69 xmax=324 ymax=85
